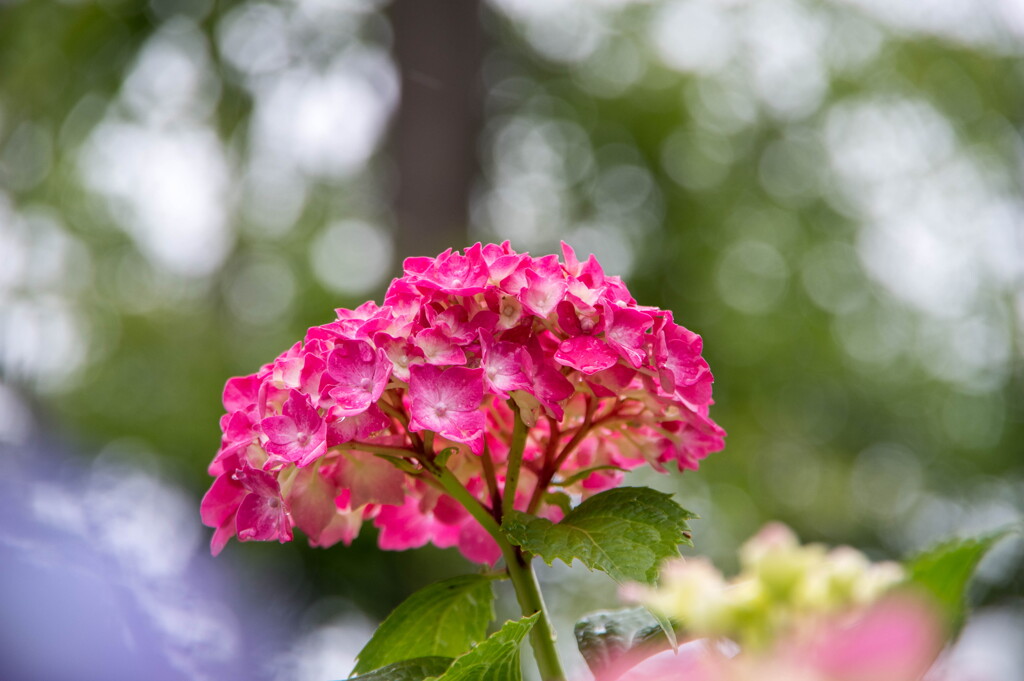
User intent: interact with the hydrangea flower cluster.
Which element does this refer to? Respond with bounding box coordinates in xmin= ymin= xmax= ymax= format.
xmin=624 ymin=523 xmax=906 ymax=650
xmin=611 ymin=596 xmax=943 ymax=681
xmin=201 ymin=242 xmax=725 ymax=563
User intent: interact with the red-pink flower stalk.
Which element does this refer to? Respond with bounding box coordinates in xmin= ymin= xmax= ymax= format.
xmin=201 ymin=242 xmax=725 ymax=562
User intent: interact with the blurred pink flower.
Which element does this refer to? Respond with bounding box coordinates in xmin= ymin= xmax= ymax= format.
xmin=608 ymin=596 xmax=944 ymax=681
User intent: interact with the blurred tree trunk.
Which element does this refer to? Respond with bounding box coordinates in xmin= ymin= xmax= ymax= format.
xmin=387 ymin=0 xmax=483 ymax=260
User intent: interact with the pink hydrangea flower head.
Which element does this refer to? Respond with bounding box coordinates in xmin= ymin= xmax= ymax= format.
xmin=202 ymin=242 xmax=725 ymax=561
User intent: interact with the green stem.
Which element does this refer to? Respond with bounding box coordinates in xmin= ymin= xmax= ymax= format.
xmin=431 ymin=459 xmax=566 ymax=681
xmin=480 ymin=444 xmax=503 ymax=521
xmin=432 ymin=463 xmax=505 ymax=542
xmin=378 ymin=397 xmax=423 ymax=450
xmin=348 ymin=441 xmax=419 ymax=458
xmin=503 ymin=400 xmax=528 ymax=520
xmin=502 ymin=546 xmax=566 ymax=681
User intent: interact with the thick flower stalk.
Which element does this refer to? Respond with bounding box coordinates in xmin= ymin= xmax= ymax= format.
xmin=201 ymin=242 xmax=725 ymax=563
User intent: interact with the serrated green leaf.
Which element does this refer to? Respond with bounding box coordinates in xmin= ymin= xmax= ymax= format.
xmin=352 ymin=575 xmax=496 ymax=675
xmin=425 ymin=614 xmax=539 ymax=681
xmin=574 ymin=607 xmax=670 ymax=678
xmin=501 ymin=487 xmax=697 ymax=584
xmin=905 ymin=527 xmax=1014 ymax=630
xmin=344 ymin=657 xmax=453 ymax=681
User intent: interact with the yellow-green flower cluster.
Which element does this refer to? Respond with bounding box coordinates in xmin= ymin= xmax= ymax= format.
xmin=626 ymin=523 xmax=905 ymax=649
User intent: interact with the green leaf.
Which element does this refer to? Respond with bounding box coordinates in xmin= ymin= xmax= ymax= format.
xmin=543 ymin=490 xmax=573 ymax=516
xmin=372 ymin=453 xmax=422 ymax=476
xmin=352 ymin=575 xmax=496 ymax=675
xmin=574 ymin=607 xmax=670 ymax=678
xmin=501 ymin=487 xmax=697 ymax=584
xmin=434 ymin=447 xmax=458 ymax=469
xmin=345 ymin=657 xmax=453 ymax=681
xmin=556 ymin=465 xmax=628 ymax=488
xmin=905 ymin=527 xmax=1014 ymax=630
xmin=426 ymin=614 xmax=539 ymax=681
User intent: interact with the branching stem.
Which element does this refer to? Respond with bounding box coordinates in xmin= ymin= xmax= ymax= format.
xmin=425 ymin=424 xmax=566 ymax=681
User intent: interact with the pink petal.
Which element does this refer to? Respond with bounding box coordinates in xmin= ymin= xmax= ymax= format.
xmin=374 ymin=497 xmax=433 ymax=550
xmin=327 ymin=403 xmax=390 ymax=446
xmin=414 ymin=327 xmax=468 ymax=365
xmin=804 ymin=597 xmax=944 ymax=681
xmin=555 ymin=300 xmax=583 ymax=336
xmin=282 ymin=389 xmax=322 ymax=438
xmin=373 ymin=332 xmax=423 ymax=382
xmin=286 ymin=465 xmax=338 ymax=542
xmin=200 ymin=473 xmax=245 ymax=529
xmin=234 ymin=468 xmax=292 ymax=543
xmin=262 ymin=415 xmax=299 ymax=447
xmin=612 ymin=641 xmax=719 ymax=681
xmin=236 ymin=491 xmax=292 ymax=543
xmin=430 ymin=306 xmax=473 ymax=343
xmin=410 ymin=365 xmax=484 ymax=416
xmin=223 ymin=375 xmax=260 ymax=412
xmin=560 ymin=241 xmax=581 ymax=274
xmin=326 ymin=340 xmax=392 ymax=415
xmin=262 ymin=393 xmax=328 ymax=466
xmin=311 ymin=510 xmax=364 ymax=548
xmin=210 ymin=519 xmax=237 ymax=556
xmin=603 ymin=304 xmax=653 ymax=368
xmin=479 ymin=332 xmax=531 ymax=397
xmin=554 ymin=336 xmax=619 ymax=374
xmin=586 ymin=363 xmax=638 ymax=397
xmin=456 ymin=520 xmax=502 ymax=565
xmin=520 ymin=267 xmax=567 ymax=317
xmin=662 ymin=338 xmax=710 ymax=389
xmin=235 ymin=465 xmax=280 ymax=499
xmin=524 ymin=355 xmax=574 ymax=418
xmin=335 ymin=450 xmax=407 ymax=508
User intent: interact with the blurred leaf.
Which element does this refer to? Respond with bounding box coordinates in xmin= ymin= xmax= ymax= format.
xmin=501 ymin=487 xmax=697 ymax=583
xmin=353 ymin=575 xmax=496 ymax=675
xmin=345 ymin=657 xmax=453 ymax=681
xmin=556 ymin=465 xmax=628 ymax=487
xmin=426 ymin=614 xmax=538 ymax=681
xmin=574 ymin=607 xmax=671 ymax=680
xmin=905 ymin=527 xmax=1014 ymax=630
xmin=543 ymin=491 xmax=573 ymax=516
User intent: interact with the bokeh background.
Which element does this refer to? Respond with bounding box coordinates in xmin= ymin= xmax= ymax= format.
xmin=1 ymin=0 xmax=1022 ymax=679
